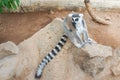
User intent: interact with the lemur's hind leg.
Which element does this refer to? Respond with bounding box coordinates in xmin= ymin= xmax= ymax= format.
xmin=82 ymin=19 xmax=93 ymax=44
xmin=83 ymin=31 xmax=96 ymax=44
xmin=73 ymin=32 xmax=85 ymax=48
xmin=73 ymin=38 xmax=84 ymax=48
xmin=76 ymin=31 xmax=84 ymax=44
xmin=68 ymin=32 xmax=83 ymax=48
xmin=83 ymin=30 xmax=89 ymax=42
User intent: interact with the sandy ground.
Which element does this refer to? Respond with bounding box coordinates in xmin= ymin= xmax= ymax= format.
xmin=0 ymin=10 xmax=120 ymax=48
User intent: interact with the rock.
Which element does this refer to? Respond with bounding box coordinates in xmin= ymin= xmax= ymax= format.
xmin=71 ymin=43 xmax=112 ymax=77
xmin=0 ymin=55 xmax=19 ymax=80
xmin=14 ymin=18 xmax=65 ymax=80
xmin=111 ymin=62 xmax=120 ymax=76
xmin=0 ymin=41 xmax=19 ymax=59
xmin=81 ymin=56 xmax=105 ymax=77
xmin=112 ymin=48 xmax=120 ymax=63
xmin=49 ymin=10 xmax=54 ymax=14
xmin=111 ymin=48 xmax=120 ymax=76
xmin=0 ymin=41 xmax=19 ymax=80
xmin=82 ymin=43 xmax=112 ymax=58
xmin=104 ymin=16 xmax=111 ymax=21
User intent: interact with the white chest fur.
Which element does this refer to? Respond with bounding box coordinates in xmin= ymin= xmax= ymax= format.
xmin=76 ymin=22 xmax=85 ymax=34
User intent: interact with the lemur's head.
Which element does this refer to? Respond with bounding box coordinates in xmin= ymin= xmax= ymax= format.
xmin=68 ymin=13 xmax=83 ymax=28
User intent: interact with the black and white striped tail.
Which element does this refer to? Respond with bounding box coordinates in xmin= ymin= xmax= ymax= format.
xmin=35 ymin=34 xmax=68 ymax=79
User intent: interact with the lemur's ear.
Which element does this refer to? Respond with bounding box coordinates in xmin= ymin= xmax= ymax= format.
xmin=79 ymin=14 xmax=83 ymax=17
xmin=68 ymin=13 xmax=73 ymax=17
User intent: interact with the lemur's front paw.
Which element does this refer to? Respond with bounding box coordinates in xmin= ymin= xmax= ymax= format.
xmin=88 ymin=38 xmax=97 ymax=44
xmin=75 ymin=43 xmax=84 ymax=48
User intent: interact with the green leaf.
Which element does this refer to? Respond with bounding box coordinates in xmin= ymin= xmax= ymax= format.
xmin=0 ymin=8 xmax=3 ymax=13
xmin=0 ymin=0 xmax=20 ymax=12
xmin=14 ymin=1 xmax=19 ymax=8
xmin=9 ymin=2 xmax=14 ymax=10
xmin=0 ymin=1 xmax=2 ymax=7
xmin=16 ymin=0 xmax=20 ymax=6
xmin=4 ymin=0 xmax=11 ymax=9
xmin=12 ymin=2 xmax=17 ymax=10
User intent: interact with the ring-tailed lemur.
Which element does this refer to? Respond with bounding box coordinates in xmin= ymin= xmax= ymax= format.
xmin=35 ymin=12 xmax=93 ymax=79
xmin=63 ymin=13 xmax=92 ymax=48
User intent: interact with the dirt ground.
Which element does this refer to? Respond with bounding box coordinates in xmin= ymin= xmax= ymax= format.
xmin=0 ymin=10 xmax=120 ymax=48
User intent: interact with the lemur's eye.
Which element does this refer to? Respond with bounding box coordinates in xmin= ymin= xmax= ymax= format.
xmin=72 ymin=18 xmax=74 ymax=21
xmin=75 ymin=18 xmax=78 ymax=21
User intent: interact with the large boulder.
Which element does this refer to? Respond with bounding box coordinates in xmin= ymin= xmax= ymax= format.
xmin=14 ymin=18 xmax=65 ymax=80
xmin=81 ymin=56 xmax=105 ymax=77
xmin=0 ymin=41 xmax=19 ymax=80
xmin=111 ymin=48 xmax=120 ymax=76
xmin=78 ymin=43 xmax=112 ymax=77
xmin=0 ymin=41 xmax=19 ymax=59
xmin=82 ymin=43 xmax=112 ymax=58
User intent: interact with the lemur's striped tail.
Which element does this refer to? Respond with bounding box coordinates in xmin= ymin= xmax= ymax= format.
xmin=35 ymin=34 xmax=68 ymax=79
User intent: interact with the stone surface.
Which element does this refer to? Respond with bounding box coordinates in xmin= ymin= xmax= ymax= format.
xmin=112 ymin=48 xmax=120 ymax=63
xmin=111 ymin=62 xmax=120 ymax=76
xmin=14 ymin=18 xmax=65 ymax=80
xmin=19 ymin=0 xmax=120 ymax=12
xmin=0 ymin=56 xmax=19 ymax=80
xmin=82 ymin=43 xmax=113 ymax=58
xmin=0 ymin=41 xmax=19 ymax=59
xmin=0 ymin=41 xmax=19 ymax=80
xmin=110 ymin=48 xmax=120 ymax=76
xmin=0 ymin=18 xmax=64 ymax=80
xmin=81 ymin=56 xmax=105 ymax=77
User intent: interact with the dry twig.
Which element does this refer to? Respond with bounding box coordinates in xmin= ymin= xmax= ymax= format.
xmin=84 ymin=0 xmax=111 ymax=25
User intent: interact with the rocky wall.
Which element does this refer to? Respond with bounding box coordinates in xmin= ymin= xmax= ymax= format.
xmin=14 ymin=0 xmax=120 ymax=12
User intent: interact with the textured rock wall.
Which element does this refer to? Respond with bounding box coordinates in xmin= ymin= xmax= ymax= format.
xmin=15 ymin=0 xmax=120 ymax=12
